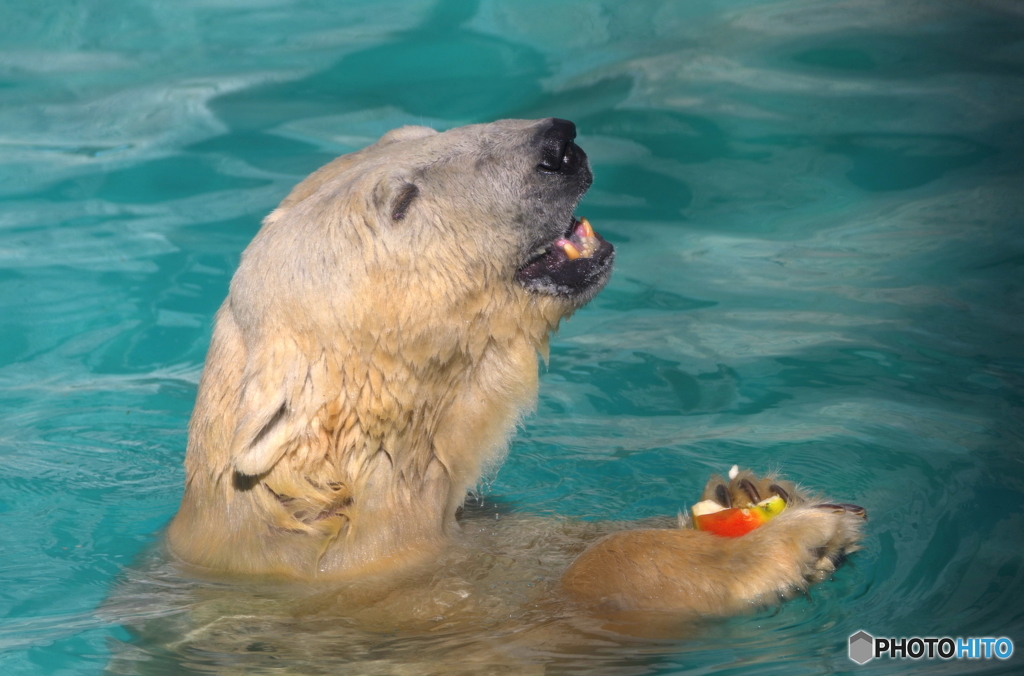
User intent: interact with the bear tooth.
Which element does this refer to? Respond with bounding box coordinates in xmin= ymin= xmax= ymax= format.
xmin=578 ymin=217 xmax=595 ymax=238
xmin=579 ymin=237 xmax=599 ymax=258
xmin=558 ymin=239 xmax=582 ymax=260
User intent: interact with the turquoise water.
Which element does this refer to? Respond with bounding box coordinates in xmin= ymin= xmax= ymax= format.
xmin=1 ymin=0 xmax=1023 ymax=673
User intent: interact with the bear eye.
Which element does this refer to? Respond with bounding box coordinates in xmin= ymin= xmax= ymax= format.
xmin=391 ymin=183 xmax=419 ymax=221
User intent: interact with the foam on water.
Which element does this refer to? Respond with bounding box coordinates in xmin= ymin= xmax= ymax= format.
xmin=1 ymin=0 xmax=1022 ymax=674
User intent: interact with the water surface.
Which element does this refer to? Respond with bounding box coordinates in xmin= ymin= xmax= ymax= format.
xmin=1 ymin=0 xmax=1023 ymax=674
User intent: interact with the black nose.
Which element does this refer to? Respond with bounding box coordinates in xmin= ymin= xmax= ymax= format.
xmin=537 ymin=118 xmax=581 ymax=174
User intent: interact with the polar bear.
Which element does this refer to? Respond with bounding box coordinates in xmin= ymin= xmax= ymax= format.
xmin=167 ymin=118 xmax=864 ymax=615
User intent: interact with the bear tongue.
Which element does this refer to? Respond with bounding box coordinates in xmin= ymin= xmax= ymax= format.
xmin=555 ymin=217 xmax=600 ymax=260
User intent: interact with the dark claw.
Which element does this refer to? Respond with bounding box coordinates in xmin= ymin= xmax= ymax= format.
xmin=768 ymin=483 xmax=790 ymax=503
xmin=739 ymin=478 xmax=761 ymax=504
xmin=714 ymin=483 xmax=732 ymax=508
xmin=816 ymin=503 xmax=867 ymax=519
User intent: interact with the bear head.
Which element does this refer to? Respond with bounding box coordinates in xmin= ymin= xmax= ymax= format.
xmin=172 ymin=119 xmax=613 ymax=576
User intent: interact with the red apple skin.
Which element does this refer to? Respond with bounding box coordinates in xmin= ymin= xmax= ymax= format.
xmin=693 ymin=507 xmax=767 ymax=537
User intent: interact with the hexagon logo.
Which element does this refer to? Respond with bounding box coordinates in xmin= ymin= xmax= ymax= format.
xmin=849 ymin=631 xmax=874 ymax=664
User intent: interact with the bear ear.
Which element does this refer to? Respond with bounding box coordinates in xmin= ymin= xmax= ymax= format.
xmin=229 ymin=363 xmax=302 ymax=478
xmin=378 ymin=125 xmax=438 ymax=146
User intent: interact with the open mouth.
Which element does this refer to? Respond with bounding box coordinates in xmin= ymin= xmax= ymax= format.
xmin=515 ymin=216 xmax=615 ymax=299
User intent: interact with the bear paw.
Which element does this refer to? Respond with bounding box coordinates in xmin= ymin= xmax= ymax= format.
xmin=690 ymin=468 xmax=866 ymax=584
xmin=560 ymin=469 xmax=866 ymax=616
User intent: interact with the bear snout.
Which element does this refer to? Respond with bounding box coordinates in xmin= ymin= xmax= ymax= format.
xmin=536 ymin=118 xmax=587 ymax=177
xmin=537 ymin=118 xmax=576 ymax=172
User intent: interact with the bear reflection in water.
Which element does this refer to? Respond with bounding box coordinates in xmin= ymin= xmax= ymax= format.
xmin=112 ymin=119 xmax=865 ymax=674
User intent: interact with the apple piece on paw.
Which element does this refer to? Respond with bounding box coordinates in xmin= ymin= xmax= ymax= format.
xmin=690 ymin=499 xmax=727 ymax=517
xmin=691 ymin=494 xmax=787 ymax=537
